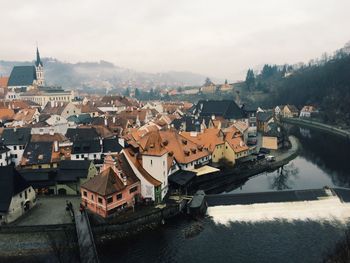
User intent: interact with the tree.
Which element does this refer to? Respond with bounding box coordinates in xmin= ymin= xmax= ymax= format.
xmin=245 ymin=69 xmax=255 ymax=90
xmin=124 ymin=87 xmax=130 ymax=97
xmin=204 ymin=77 xmax=213 ymax=86
xmin=135 ymin=88 xmax=140 ymax=99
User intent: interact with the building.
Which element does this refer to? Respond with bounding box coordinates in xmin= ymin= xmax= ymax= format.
xmin=0 ymin=142 xmax=11 ymax=166
xmin=224 ymin=129 xmax=249 ymax=165
xmin=257 ymin=111 xmax=274 ymax=133
xmin=192 ymin=100 xmax=246 ymax=121
xmin=81 ymin=154 xmax=141 ymax=218
xmin=0 ymin=166 xmax=36 ymax=224
xmin=41 ymin=101 xmax=80 ymax=119
xmin=20 ymin=141 xmax=60 ymax=169
xmin=1 ymin=128 xmax=31 ymax=166
xmin=7 ymin=48 xmax=44 ymax=92
xmin=71 ymin=140 xmax=102 ymax=161
xmin=300 ymin=105 xmax=318 ymax=118
xmin=20 ymin=86 xmax=74 ymax=106
xmin=282 ymin=105 xmax=299 ymax=118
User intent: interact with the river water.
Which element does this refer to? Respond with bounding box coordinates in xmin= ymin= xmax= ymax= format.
xmin=98 ymin=126 xmax=350 ymax=263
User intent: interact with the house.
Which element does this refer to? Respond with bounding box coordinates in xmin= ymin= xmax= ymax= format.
xmin=103 ymin=137 xmax=123 ymax=155
xmin=11 ymin=108 xmax=40 ymax=126
xmin=282 ymin=105 xmax=299 ymax=118
xmin=232 ymin=121 xmax=249 ymax=143
xmin=77 ymin=101 xmax=103 ymax=117
xmin=81 ymin=154 xmax=141 ymax=218
xmin=180 ymin=128 xmax=225 ymax=164
xmin=171 ymin=116 xmax=214 ymax=132
xmin=20 ymin=141 xmax=60 ymax=169
xmin=0 ymin=165 xmax=36 ymax=224
xmin=257 ymin=111 xmax=274 ymax=133
xmin=274 ymin=105 xmax=285 ymax=118
xmin=159 ymin=130 xmax=211 ymax=171
xmin=56 ymin=160 xmax=97 ymax=195
xmin=7 ymin=66 xmax=37 ymax=92
xmin=67 ymin=114 xmax=92 ymax=125
xmin=224 ymin=129 xmax=249 ymax=165
xmin=1 ymin=128 xmax=31 ymax=166
xmin=262 ymin=123 xmax=285 ymax=150
xmin=66 ymin=127 xmax=100 ymax=142
xmin=300 ymin=105 xmax=318 ymax=118
xmin=71 ymin=140 xmax=102 ymax=161
xmin=41 ymin=101 xmax=81 ymax=119
xmin=242 ymin=105 xmax=257 ymax=135
xmin=192 ymin=100 xmax=246 ymax=121
xmin=0 ymin=142 xmax=11 ymax=166
xmin=31 ymin=114 xmax=71 ymax=135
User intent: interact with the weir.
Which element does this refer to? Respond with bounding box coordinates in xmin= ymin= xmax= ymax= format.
xmin=74 ymin=210 xmax=99 ymax=263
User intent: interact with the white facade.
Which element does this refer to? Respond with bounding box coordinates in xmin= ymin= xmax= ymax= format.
xmin=20 ymin=91 xmax=74 ymax=107
xmin=142 ymin=153 xmax=168 ymax=198
xmin=123 ymin=150 xmax=155 ymax=201
xmin=179 ymin=155 xmax=211 ymax=171
xmin=71 ymin=152 xmax=102 ymax=161
xmin=7 ymin=145 xmax=26 ymax=166
xmin=0 ymin=186 xmax=36 ymax=224
xmin=0 ymin=151 xmax=11 ymax=166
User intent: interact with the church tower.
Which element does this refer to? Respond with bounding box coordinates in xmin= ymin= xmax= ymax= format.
xmin=35 ymin=47 xmax=44 ymax=86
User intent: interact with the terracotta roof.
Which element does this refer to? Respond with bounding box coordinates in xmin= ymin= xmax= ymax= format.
xmin=301 ymin=105 xmax=317 ymax=112
xmin=159 ymin=130 xmax=210 ymax=164
xmin=225 ymin=131 xmax=249 ymax=153
xmin=138 ymin=130 xmax=167 ymax=156
xmin=232 ymin=121 xmax=249 ymax=133
xmin=31 ymin=133 xmax=68 ymax=142
xmin=0 ymin=108 xmax=15 ymax=121
xmin=77 ymin=102 xmax=104 ymax=114
xmin=181 ymin=128 xmax=224 ymax=153
xmin=0 ymin=77 xmax=9 ymax=88
xmin=81 ymin=167 xmax=125 ymax=196
xmin=42 ymin=102 xmax=69 ymax=115
xmin=13 ymin=108 xmax=37 ymax=123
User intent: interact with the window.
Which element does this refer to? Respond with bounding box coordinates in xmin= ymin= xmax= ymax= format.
xmin=150 ymin=160 xmax=152 ymax=165
xmin=98 ymin=197 xmax=103 ymax=204
xmin=93 ymin=154 xmax=97 ymax=159
xmin=91 ymin=195 xmax=94 ymax=201
xmin=163 ymin=161 xmax=165 ymax=166
xmin=83 ymin=191 xmax=87 ymax=197
xmin=19 ymin=193 xmax=22 ymax=198
xmin=117 ymin=193 xmax=122 ymax=200
xmin=14 ymin=146 xmax=17 ymax=150
xmin=81 ymin=154 xmax=84 ymax=158
xmin=76 ymin=155 xmax=79 ymax=159
xmin=107 ymin=196 xmax=113 ymax=204
xmin=129 ymin=186 xmax=138 ymax=194
xmin=29 ymin=188 xmax=31 ymax=193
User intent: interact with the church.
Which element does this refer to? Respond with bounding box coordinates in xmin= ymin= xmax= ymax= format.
xmin=7 ymin=48 xmax=45 ymax=92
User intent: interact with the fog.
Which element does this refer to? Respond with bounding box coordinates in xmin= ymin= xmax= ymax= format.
xmin=1 ymin=0 xmax=350 ymax=80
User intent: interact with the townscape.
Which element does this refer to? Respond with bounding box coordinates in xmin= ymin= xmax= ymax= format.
xmin=0 ymin=47 xmax=311 ymax=223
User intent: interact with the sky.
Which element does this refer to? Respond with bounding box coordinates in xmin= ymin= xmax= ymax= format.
xmin=1 ymin=0 xmax=350 ymax=81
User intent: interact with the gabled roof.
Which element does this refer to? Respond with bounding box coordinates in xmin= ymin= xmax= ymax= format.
xmin=1 ymin=128 xmax=31 ymax=145
xmin=67 ymin=114 xmax=92 ymax=124
xmin=194 ymin=100 xmax=245 ymax=120
xmin=285 ymin=104 xmax=299 ymax=113
xmin=72 ymin=140 xmax=101 ymax=154
xmin=257 ymin=111 xmax=274 ymax=122
xmin=21 ymin=141 xmax=55 ymax=165
xmin=8 ymin=66 xmax=37 ymax=87
xmin=0 ymin=165 xmax=30 ymax=213
xmin=225 ymin=132 xmax=249 ymax=153
xmin=41 ymin=101 xmax=69 ymax=115
xmin=103 ymin=137 xmax=123 ymax=153
xmin=0 ymin=108 xmax=15 ymax=121
xmin=66 ymin=127 xmax=99 ymax=142
xmin=138 ymin=130 xmax=167 ymax=156
xmin=57 ymin=160 xmax=93 ymax=182
xmin=13 ymin=108 xmax=37 ymax=123
xmin=181 ymin=128 xmax=224 ymax=153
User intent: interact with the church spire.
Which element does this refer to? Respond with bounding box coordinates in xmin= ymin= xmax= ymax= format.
xmin=35 ymin=46 xmax=43 ymax=67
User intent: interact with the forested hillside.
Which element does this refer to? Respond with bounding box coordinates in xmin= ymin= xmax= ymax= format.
xmin=243 ymin=48 xmax=350 ymax=126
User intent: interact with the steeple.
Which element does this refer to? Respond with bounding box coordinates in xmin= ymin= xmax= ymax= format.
xmin=35 ymin=47 xmax=43 ymax=67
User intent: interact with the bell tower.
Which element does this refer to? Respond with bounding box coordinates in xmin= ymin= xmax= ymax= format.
xmin=35 ymin=47 xmax=44 ymax=86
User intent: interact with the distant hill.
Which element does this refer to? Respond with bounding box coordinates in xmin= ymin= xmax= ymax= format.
xmin=0 ymin=58 xmax=219 ymax=90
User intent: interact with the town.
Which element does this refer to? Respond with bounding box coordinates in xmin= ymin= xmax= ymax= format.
xmin=1 ymin=47 xmax=350 ymax=263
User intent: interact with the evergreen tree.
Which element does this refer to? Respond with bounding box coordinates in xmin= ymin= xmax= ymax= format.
xmin=245 ymin=69 xmax=255 ymax=90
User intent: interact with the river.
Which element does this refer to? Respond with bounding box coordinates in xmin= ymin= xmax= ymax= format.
xmin=98 ymin=126 xmax=350 ymax=263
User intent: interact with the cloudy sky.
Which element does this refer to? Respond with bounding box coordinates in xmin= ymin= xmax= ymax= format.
xmin=1 ymin=0 xmax=350 ymax=80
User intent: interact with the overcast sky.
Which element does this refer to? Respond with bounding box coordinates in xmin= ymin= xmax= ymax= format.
xmin=1 ymin=0 xmax=350 ymax=81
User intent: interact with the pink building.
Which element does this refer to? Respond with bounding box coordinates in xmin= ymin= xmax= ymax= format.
xmin=80 ymin=153 xmax=140 ymax=218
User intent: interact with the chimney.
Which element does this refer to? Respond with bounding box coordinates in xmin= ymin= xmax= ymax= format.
xmin=104 ymin=117 xmax=108 ymax=126
xmin=113 ymin=116 xmax=116 ymax=124
xmin=50 ymin=101 xmax=54 ymax=107
xmin=61 ymin=102 xmax=63 ymax=107
xmin=54 ymin=141 xmax=59 ymax=152
xmin=14 ymin=127 xmax=17 ymax=133
xmin=35 ymin=115 xmax=39 ymax=123
xmin=55 ymin=102 xmax=58 ymax=108
xmin=49 ymin=129 xmax=54 ymax=135
xmin=122 ymin=175 xmax=127 ymax=186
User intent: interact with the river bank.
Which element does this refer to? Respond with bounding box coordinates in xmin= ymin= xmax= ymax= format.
xmin=282 ymin=117 xmax=350 ymax=139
